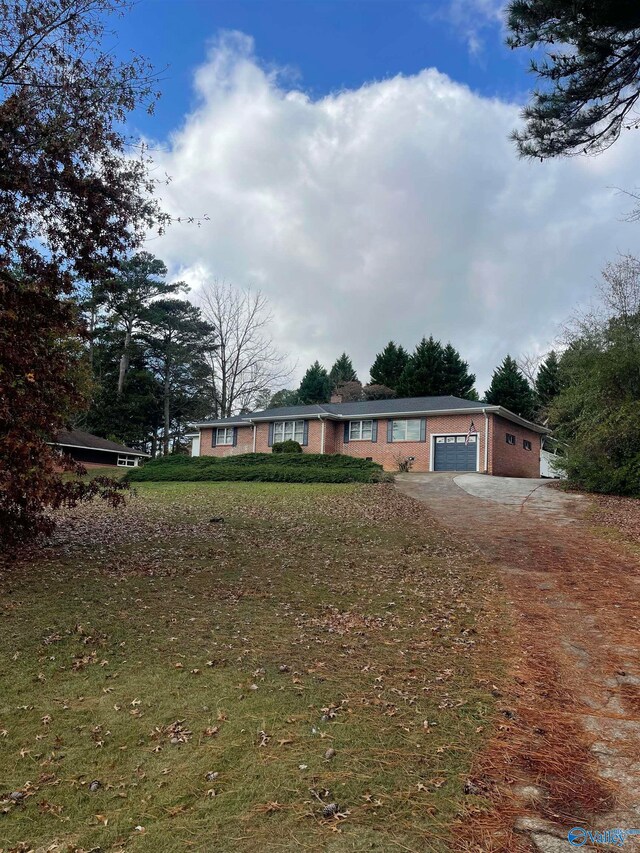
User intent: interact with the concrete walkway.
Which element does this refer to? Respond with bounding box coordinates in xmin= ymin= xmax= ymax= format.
xmin=395 ymin=473 xmax=640 ymax=852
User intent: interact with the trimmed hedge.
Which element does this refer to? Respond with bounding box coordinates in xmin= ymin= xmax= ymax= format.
xmin=272 ymin=440 xmax=302 ymax=454
xmin=126 ymin=453 xmax=388 ymax=484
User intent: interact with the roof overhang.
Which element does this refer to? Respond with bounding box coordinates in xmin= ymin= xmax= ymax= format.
xmin=195 ymin=406 xmax=550 ymax=434
xmin=194 ymin=420 xmax=253 ymax=429
xmin=48 ymin=441 xmax=150 ymax=457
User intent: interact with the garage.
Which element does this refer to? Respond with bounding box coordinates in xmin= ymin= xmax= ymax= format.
xmin=433 ymin=434 xmax=477 ymax=471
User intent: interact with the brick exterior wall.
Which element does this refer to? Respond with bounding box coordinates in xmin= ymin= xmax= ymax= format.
xmin=200 ymin=425 xmax=254 ymax=457
xmin=490 ymin=415 xmax=541 ymax=478
xmin=197 ymin=412 xmax=543 ymax=477
xmin=251 ymin=419 xmax=325 ymax=453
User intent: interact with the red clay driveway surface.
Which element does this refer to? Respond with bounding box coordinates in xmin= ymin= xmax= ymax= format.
xmin=396 ymin=473 xmax=640 ymax=853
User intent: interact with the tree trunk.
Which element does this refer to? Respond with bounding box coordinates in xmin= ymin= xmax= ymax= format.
xmin=88 ymin=300 xmax=96 ymax=373
xmin=163 ymin=368 xmax=171 ymax=456
xmin=117 ymin=324 xmax=132 ymax=395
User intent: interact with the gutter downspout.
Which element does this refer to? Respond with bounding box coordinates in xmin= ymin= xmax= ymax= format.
xmin=318 ymin=414 xmax=325 ymax=455
xmin=483 ymin=409 xmax=489 ymax=474
xmin=247 ymin=419 xmax=256 ymax=453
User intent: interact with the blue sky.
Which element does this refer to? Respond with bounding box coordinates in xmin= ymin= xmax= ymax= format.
xmin=107 ymin=1 xmax=638 ymax=391
xmin=114 ymin=0 xmax=526 ymax=138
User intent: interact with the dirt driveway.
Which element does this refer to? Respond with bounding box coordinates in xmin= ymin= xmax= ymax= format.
xmin=396 ymin=473 xmax=640 ymax=852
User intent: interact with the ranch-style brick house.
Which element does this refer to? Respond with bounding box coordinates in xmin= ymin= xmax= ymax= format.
xmin=192 ymin=395 xmax=549 ymax=477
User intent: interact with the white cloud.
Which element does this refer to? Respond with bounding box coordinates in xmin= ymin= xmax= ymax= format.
xmin=424 ymin=0 xmax=505 ymax=58
xmin=151 ymin=31 xmax=639 ymax=393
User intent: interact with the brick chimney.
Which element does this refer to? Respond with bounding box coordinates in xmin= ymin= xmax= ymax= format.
xmin=330 ymin=392 xmax=343 ymax=404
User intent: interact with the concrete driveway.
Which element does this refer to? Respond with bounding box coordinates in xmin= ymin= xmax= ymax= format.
xmin=395 ymin=472 xmax=640 ymax=852
xmin=397 ymin=471 xmax=585 ymax=521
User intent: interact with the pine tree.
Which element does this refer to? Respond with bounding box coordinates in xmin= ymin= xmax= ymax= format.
xmin=485 ymin=355 xmax=536 ymax=420
xmin=369 ymin=341 xmax=409 ymax=390
xmin=506 ymin=0 xmax=640 ymax=158
xmin=397 ymin=336 xmax=445 ymax=397
xmin=329 ymin=353 xmax=358 ymax=387
xmin=535 ymin=350 xmax=561 ymax=409
xmin=441 ymin=343 xmax=477 ymax=398
xmin=298 ymin=361 xmax=332 ymax=404
xmin=96 ymin=253 xmax=185 ymax=395
xmin=141 ymin=299 xmax=216 ymax=455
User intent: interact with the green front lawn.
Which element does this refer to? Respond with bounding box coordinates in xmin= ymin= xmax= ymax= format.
xmin=0 ymin=482 xmax=505 ymax=852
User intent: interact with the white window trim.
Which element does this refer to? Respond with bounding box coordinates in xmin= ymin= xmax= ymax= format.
xmin=117 ymin=454 xmax=139 ymax=467
xmin=349 ymin=419 xmax=373 ymax=441
xmin=273 ymin=420 xmax=305 ymax=444
xmin=391 ymin=418 xmax=422 ymax=442
xmin=216 ymin=427 xmax=234 ymax=446
xmin=429 ymin=432 xmax=480 ymax=473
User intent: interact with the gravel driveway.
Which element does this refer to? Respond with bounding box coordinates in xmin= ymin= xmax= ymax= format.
xmin=396 ymin=473 xmax=640 ymax=852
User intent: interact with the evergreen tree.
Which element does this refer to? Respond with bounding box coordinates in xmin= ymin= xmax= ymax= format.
xmin=141 ymin=299 xmax=216 ymax=455
xmin=85 ymin=334 xmax=162 ymax=451
xmin=329 ymin=353 xmax=358 ymax=387
xmin=298 ymin=361 xmax=332 ymax=404
xmin=535 ymin=350 xmax=561 ymax=410
xmin=441 ymin=343 xmax=477 ymax=398
xmin=369 ymin=341 xmax=409 ymax=390
xmin=506 ymin=0 xmax=640 ymax=158
xmin=96 ymin=252 xmax=185 ymax=394
xmin=397 ymin=336 xmax=445 ymax=397
xmin=485 ymin=355 xmax=536 ymax=420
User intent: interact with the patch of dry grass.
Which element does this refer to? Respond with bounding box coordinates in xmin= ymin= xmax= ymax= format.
xmin=0 ymin=483 xmax=505 ymax=852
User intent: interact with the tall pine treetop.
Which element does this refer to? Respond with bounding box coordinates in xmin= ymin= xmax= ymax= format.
xmin=535 ymin=350 xmax=561 ymax=409
xmin=369 ymin=341 xmax=409 ymax=390
xmin=441 ymin=343 xmax=477 ymax=399
xmin=485 ymin=355 xmax=536 ymax=420
xmin=397 ymin=336 xmax=445 ymax=398
xmin=298 ymin=361 xmax=332 ymax=404
xmin=329 ymin=353 xmax=358 ymax=387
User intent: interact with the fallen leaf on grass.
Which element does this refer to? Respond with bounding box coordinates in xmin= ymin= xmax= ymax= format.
xmin=254 ymin=801 xmax=283 ymax=814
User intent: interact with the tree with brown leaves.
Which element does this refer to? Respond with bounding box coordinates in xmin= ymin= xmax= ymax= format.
xmin=0 ymin=0 xmax=168 ymax=549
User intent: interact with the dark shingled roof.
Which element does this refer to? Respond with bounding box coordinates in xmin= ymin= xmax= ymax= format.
xmin=52 ymin=429 xmax=149 ymax=457
xmin=199 ymin=396 xmax=504 ymax=426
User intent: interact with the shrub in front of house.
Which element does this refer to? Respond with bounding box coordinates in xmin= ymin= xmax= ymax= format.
xmin=271 ymin=440 xmax=303 ymax=454
xmin=125 ymin=453 xmax=389 ymax=484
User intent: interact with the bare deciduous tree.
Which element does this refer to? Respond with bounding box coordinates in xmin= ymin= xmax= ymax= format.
xmin=198 ymin=281 xmax=292 ymax=417
xmin=598 ymin=254 xmax=640 ymax=321
xmin=516 ymin=352 xmax=544 ymax=387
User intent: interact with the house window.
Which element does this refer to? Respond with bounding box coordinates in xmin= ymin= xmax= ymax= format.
xmin=523 ymin=439 xmax=532 ymax=451
xmin=506 ymin=433 xmax=516 ymax=445
xmin=273 ymin=420 xmax=304 ymax=443
xmin=349 ymin=419 xmax=373 ymax=440
xmin=216 ymin=427 xmax=235 ymax=446
xmin=117 ymin=455 xmax=137 ymax=467
xmin=392 ymin=419 xmax=422 ymax=441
